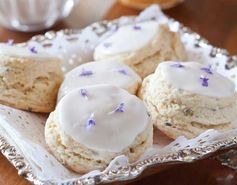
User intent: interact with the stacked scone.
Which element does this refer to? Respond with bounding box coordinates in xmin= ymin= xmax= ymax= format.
xmin=140 ymin=61 xmax=237 ymax=139
xmin=94 ymin=21 xmax=186 ymax=78
xmin=45 ymin=85 xmax=152 ymax=173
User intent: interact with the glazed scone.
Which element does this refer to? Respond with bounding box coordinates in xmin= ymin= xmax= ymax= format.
xmin=140 ymin=61 xmax=237 ymax=139
xmin=94 ymin=21 xmax=186 ymax=78
xmin=0 ymin=44 xmax=63 ymax=113
xmin=57 ymin=59 xmax=141 ymax=101
xmin=45 ymin=84 xmax=152 ymax=173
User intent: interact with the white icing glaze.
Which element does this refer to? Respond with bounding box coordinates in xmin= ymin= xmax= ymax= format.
xmin=0 ymin=44 xmax=56 ymax=59
xmin=57 ymin=84 xmax=149 ymax=152
xmin=159 ymin=61 xmax=235 ymax=97
xmin=57 ymin=60 xmax=141 ymax=101
xmin=94 ymin=21 xmax=159 ymax=56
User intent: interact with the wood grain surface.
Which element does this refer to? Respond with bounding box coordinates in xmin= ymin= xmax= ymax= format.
xmin=0 ymin=0 xmax=237 ymax=185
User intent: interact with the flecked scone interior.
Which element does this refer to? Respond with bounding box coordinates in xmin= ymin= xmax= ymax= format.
xmin=0 ymin=55 xmax=63 ymax=113
xmin=140 ymin=70 xmax=237 ymax=139
xmin=94 ymin=24 xmax=186 ymax=78
xmin=45 ymin=112 xmax=153 ymax=173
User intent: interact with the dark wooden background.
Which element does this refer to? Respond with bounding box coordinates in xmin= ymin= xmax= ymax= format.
xmin=0 ymin=0 xmax=237 ymax=184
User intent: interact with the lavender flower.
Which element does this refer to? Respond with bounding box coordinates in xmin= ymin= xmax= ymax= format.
xmin=6 ymin=39 xmax=14 ymax=45
xmin=79 ymin=68 xmax=93 ymax=77
xmin=29 ymin=46 xmax=37 ymax=54
xmin=200 ymin=75 xmax=209 ymax=87
xmin=110 ymin=25 xmax=119 ymax=33
xmin=118 ymin=69 xmax=127 ymax=75
xmin=114 ymin=103 xmax=125 ymax=113
xmin=103 ymin=42 xmax=112 ymax=48
xmin=80 ymin=89 xmax=88 ymax=100
xmin=200 ymin=66 xmax=213 ymax=75
xmin=86 ymin=113 xmax=96 ymax=128
xmin=133 ymin=25 xmax=142 ymax=30
xmin=171 ymin=63 xmax=184 ymax=68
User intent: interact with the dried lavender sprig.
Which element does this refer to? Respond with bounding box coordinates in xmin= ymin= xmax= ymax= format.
xmin=200 ymin=75 xmax=209 ymax=87
xmin=29 ymin=46 xmax=37 ymax=54
xmin=133 ymin=25 xmax=142 ymax=30
xmin=200 ymin=65 xmax=213 ymax=75
xmin=86 ymin=113 xmax=96 ymax=128
xmin=118 ymin=69 xmax=127 ymax=75
xmin=79 ymin=68 xmax=93 ymax=77
xmin=80 ymin=89 xmax=88 ymax=100
xmin=103 ymin=42 xmax=112 ymax=48
xmin=114 ymin=103 xmax=125 ymax=113
xmin=171 ymin=63 xmax=184 ymax=68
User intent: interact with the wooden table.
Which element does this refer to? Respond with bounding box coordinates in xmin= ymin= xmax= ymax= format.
xmin=0 ymin=0 xmax=237 ymax=184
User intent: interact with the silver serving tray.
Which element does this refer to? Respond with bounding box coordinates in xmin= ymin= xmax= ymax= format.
xmin=0 ymin=6 xmax=237 ymax=185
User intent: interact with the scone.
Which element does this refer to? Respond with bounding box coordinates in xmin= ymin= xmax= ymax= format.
xmin=140 ymin=61 xmax=237 ymax=139
xmin=45 ymin=84 xmax=152 ymax=173
xmin=94 ymin=21 xmax=186 ymax=78
xmin=57 ymin=59 xmax=141 ymax=101
xmin=0 ymin=44 xmax=63 ymax=113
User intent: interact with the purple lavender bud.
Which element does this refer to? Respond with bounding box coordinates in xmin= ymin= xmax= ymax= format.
xmin=29 ymin=46 xmax=37 ymax=54
xmin=171 ymin=63 xmax=184 ymax=68
xmin=80 ymin=89 xmax=88 ymax=99
xmin=200 ymin=66 xmax=213 ymax=75
xmin=110 ymin=25 xmax=119 ymax=33
xmin=79 ymin=69 xmax=93 ymax=77
xmin=133 ymin=25 xmax=142 ymax=30
xmin=86 ymin=113 xmax=96 ymax=128
xmin=6 ymin=39 xmax=14 ymax=45
xmin=103 ymin=42 xmax=112 ymax=48
xmin=114 ymin=103 xmax=125 ymax=113
xmin=200 ymin=75 xmax=209 ymax=87
xmin=118 ymin=69 xmax=127 ymax=75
